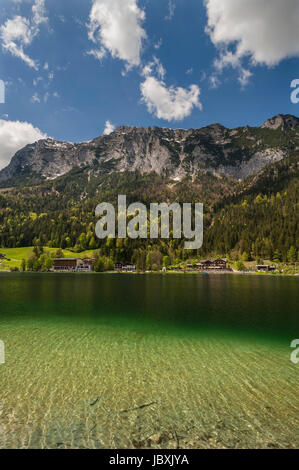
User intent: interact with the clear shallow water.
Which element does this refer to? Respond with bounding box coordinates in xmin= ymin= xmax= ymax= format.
xmin=0 ymin=273 xmax=298 ymax=449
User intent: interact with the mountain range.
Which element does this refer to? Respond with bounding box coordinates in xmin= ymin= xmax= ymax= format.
xmin=0 ymin=113 xmax=298 ymax=263
xmin=0 ymin=114 xmax=298 ymax=186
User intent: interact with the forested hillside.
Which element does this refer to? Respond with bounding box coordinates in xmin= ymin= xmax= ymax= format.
xmin=0 ymin=150 xmax=298 ymax=266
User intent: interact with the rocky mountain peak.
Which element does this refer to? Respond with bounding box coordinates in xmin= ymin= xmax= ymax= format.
xmin=0 ymin=114 xmax=298 ymax=186
xmin=261 ymin=114 xmax=299 ymax=130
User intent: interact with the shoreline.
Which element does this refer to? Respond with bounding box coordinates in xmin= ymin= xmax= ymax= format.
xmin=1 ymin=247 xmax=298 ymax=276
xmin=0 ymin=269 xmax=298 ymax=277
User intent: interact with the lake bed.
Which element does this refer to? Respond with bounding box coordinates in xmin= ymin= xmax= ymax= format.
xmin=0 ymin=273 xmax=298 ymax=449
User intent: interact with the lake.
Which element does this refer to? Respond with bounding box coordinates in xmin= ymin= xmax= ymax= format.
xmin=0 ymin=273 xmax=298 ymax=449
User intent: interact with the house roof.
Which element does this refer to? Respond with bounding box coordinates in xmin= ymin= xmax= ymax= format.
xmin=54 ymin=258 xmax=77 ymax=261
xmin=200 ymin=259 xmax=227 ymax=263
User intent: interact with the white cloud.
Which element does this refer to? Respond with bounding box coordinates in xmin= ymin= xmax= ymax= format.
xmin=142 ymin=57 xmax=166 ymax=80
xmin=209 ymin=75 xmax=220 ymax=89
xmin=140 ymin=76 xmax=202 ymax=122
xmin=165 ymin=0 xmax=176 ymax=21
xmin=0 ymin=119 xmax=47 ymax=170
xmin=154 ymin=39 xmax=162 ymax=50
xmin=238 ymin=68 xmax=252 ymax=88
xmin=0 ymin=0 xmax=48 ymax=70
xmin=87 ymin=48 xmax=106 ymax=61
xmin=0 ymin=16 xmax=37 ymax=69
xmin=31 ymin=92 xmax=40 ymax=103
xmin=87 ymin=0 xmax=146 ymax=69
xmin=204 ymin=0 xmax=299 ymax=77
xmin=33 ymin=76 xmax=43 ymax=86
xmin=103 ymin=120 xmax=115 ymax=135
xmin=32 ymin=0 xmax=47 ymax=26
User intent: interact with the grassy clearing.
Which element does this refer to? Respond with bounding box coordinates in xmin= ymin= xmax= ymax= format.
xmin=0 ymin=247 xmax=96 ymax=272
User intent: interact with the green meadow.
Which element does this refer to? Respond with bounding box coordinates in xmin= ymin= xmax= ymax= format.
xmin=0 ymin=247 xmax=96 ymax=271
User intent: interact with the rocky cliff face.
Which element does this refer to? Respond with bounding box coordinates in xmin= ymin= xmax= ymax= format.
xmin=0 ymin=139 xmax=97 ymax=183
xmin=261 ymin=114 xmax=299 ymax=130
xmin=0 ymin=114 xmax=298 ymax=185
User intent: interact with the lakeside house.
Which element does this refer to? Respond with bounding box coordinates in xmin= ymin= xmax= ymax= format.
xmin=186 ymin=263 xmax=202 ymax=270
xmin=53 ymin=258 xmax=95 ymax=272
xmin=199 ymin=259 xmax=228 ymax=270
xmin=256 ymin=265 xmax=276 ymax=273
xmin=185 ymin=259 xmax=228 ymax=271
xmin=53 ymin=258 xmax=77 ymax=271
xmin=114 ymin=263 xmax=123 ymax=271
xmin=78 ymin=258 xmax=96 ymax=271
xmin=114 ymin=263 xmax=136 ymax=272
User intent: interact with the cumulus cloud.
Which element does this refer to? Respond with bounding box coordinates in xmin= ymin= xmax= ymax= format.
xmin=140 ymin=76 xmax=202 ymax=122
xmin=87 ymin=0 xmax=146 ymax=69
xmin=103 ymin=120 xmax=115 ymax=135
xmin=0 ymin=0 xmax=48 ymax=69
xmin=0 ymin=16 xmax=37 ymax=69
xmin=204 ymin=0 xmax=299 ymax=81
xmin=0 ymin=119 xmax=47 ymax=170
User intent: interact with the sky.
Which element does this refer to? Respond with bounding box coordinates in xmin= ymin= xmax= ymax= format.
xmin=0 ymin=0 xmax=298 ymax=169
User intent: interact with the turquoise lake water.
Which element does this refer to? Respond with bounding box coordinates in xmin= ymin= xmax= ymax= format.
xmin=0 ymin=273 xmax=298 ymax=448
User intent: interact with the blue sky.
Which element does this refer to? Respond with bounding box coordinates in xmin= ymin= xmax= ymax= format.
xmin=0 ymin=0 xmax=298 ymax=168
